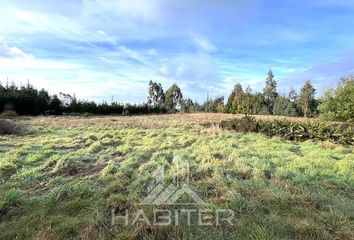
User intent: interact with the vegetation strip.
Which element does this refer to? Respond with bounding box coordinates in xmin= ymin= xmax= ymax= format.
xmin=220 ymin=116 xmax=354 ymax=145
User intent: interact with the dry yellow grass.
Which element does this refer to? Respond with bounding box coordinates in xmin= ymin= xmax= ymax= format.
xmin=19 ymin=113 xmax=347 ymax=131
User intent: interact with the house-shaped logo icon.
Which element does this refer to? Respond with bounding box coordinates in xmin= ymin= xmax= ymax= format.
xmin=140 ymin=156 xmax=206 ymax=205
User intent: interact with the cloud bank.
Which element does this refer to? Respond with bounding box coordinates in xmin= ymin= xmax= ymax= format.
xmin=0 ymin=0 xmax=353 ymax=102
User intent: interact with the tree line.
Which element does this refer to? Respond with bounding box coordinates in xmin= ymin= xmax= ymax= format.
xmin=224 ymin=70 xmax=319 ymax=118
xmin=0 ymin=82 xmax=165 ymax=116
xmin=0 ymin=71 xmax=353 ymax=122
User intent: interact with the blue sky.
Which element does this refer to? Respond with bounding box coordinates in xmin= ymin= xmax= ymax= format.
xmin=0 ymin=0 xmax=353 ymax=103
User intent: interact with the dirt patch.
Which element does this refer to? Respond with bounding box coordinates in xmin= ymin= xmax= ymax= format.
xmin=52 ymin=163 xmax=106 ymax=178
xmin=76 ymin=164 xmax=106 ymax=177
xmin=111 ymin=154 xmax=125 ymax=163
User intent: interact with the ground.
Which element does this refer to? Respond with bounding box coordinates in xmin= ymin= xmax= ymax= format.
xmin=0 ymin=114 xmax=353 ymax=239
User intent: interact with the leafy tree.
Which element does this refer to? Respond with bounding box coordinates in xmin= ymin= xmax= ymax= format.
xmin=299 ymin=80 xmax=316 ymax=118
xmin=181 ymin=98 xmax=203 ymax=113
xmin=191 ymin=101 xmax=203 ymax=112
xmin=273 ymin=95 xmax=297 ymax=116
xmin=181 ymin=98 xmax=194 ymax=113
xmin=59 ymin=92 xmax=75 ymax=109
xmin=203 ymin=96 xmax=224 ymax=113
xmin=227 ymin=83 xmax=244 ymax=113
xmin=288 ymin=87 xmax=298 ymax=103
xmin=319 ymin=75 xmax=354 ymax=122
xmin=263 ymin=70 xmax=278 ymax=114
xmin=288 ymin=87 xmax=300 ymax=116
xmin=227 ymin=84 xmax=269 ymax=115
xmin=165 ymin=84 xmax=183 ymax=112
xmin=147 ymin=81 xmax=165 ymax=107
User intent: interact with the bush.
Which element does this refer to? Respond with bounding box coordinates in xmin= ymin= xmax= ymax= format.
xmin=0 ymin=119 xmax=21 ymax=135
xmin=319 ymin=76 xmax=354 ymax=122
xmin=220 ymin=116 xmax=353 ymax=145
xmin=220 ymin=116 xmax=257 ymax=132
xmin=0 ymin=110 xmax=18 ymax=117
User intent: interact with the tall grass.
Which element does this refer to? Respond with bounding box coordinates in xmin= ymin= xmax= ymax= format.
xmin=0 ymin=114 xmax=352 ymax=239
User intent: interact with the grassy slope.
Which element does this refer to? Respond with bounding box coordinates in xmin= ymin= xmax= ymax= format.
xmin=0 ymin=114 xmax=353 ymax=239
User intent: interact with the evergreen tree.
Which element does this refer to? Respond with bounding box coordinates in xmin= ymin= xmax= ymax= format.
xmin=181 ymin=98 xmax=194 ymax=113
xmin=239 ymin=86 xmax=252 ymax=115
xmin=164 ymin=84 xmax=183 ymax=112
xmin=288 ymin=87 xmax=298 ymax=103
xmin=250 ymin=92 xmax=268 ymax=115
xmin=273 ymin=95 xmax=297 ymax=116
xmin=203 ymin=96 xmax=224 ymax=113
xmin=49 ymin=95 xmax=63 ymax=115
xmin=299 ymin=80 xmax=316 ymax=118
xmin=263 ymin=70 xmax=278 ymax=114
xmin=147 ymin=81 xmax=165 ymax=107
xmin=227 ymin=83 xmax=244 ymax=113
xmin=36 ymin=89 xmax=51 ymax=114
xmin=288 ymin=87 xmax=300 ymax=116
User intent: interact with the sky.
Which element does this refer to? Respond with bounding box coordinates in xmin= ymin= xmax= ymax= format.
xmin=0 ymin=0 xmax=353 ymax=103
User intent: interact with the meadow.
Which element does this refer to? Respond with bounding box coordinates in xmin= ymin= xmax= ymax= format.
xmin=0 ymin=114 xmax=353 ymax=239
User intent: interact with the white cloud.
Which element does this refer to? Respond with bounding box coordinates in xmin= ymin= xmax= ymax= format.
xmin=118 ymin=46 xmax=150 ymax=65
xmin=191 ymin=34 xmax=217 ymax=53
xmin=0 ymin=44 xmax=31 ymax=59
xmin=1 ymin=0 xmax=352 ymax=103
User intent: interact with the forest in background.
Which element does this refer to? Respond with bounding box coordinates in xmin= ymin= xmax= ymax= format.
xmin=0 ymin=70 xmax=353 ymax=122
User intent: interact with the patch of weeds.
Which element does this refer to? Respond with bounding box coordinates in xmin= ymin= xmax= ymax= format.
xmin=0 ymin=162 xmax=18 ymax=180
xmin=87 ymin=142 xmax=103 ymax=153
xmin=100 ymin=161 xmax=120 ymax=177
xmin=25 ymin=150 xmax=55 ymax=164
xmin=16 ymin=168 xmax=46 ymax=183
xmin=87 ymin=134 xmax=98 ymax=141
xmin=0 ymin=188 xmax=24 ymax=216
xmin=0 ymin=119 xmax=22 ymax=135
xmin=51 ymin=154 xmax=85 ymax=176
xmin=288 ymin=145 xmax=304 ymax=156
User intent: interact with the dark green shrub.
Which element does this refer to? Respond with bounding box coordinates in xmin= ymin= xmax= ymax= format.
xmin=220 ymin=116 xmax=353 ymax=145
xmin=220 ymin=116 xmax=257 ymax=132
xmin=319 ymin=76 xmax=354 ymax=122
xmin=0 ymin=120 xmax=21 ymax=135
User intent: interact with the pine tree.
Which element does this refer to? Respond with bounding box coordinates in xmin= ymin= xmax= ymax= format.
xmin=273 ymin=95 xmax=297 ymax=116
xmin=227 ymin=83 xmax=243 ymax=113
xmin=288 ymin=87 xmax=300 ymax=116
xmin=49 ymin=95 xmax=63 ymax=115
xmin=263 ymin=70 xmax=278 ymax=114
xmin=299 ymin=80 xmax=316 ymax=118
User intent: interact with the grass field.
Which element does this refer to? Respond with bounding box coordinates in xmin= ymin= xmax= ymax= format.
xmin=0 ymin=114 xmax=353 ymax=239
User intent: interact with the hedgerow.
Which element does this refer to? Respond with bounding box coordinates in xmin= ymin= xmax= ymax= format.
xmin=220 ymin=116 xmax=353 ymax=145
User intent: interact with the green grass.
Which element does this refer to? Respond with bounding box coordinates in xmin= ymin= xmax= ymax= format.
xmin=0 ymin=114 xmax=353 ymax=239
